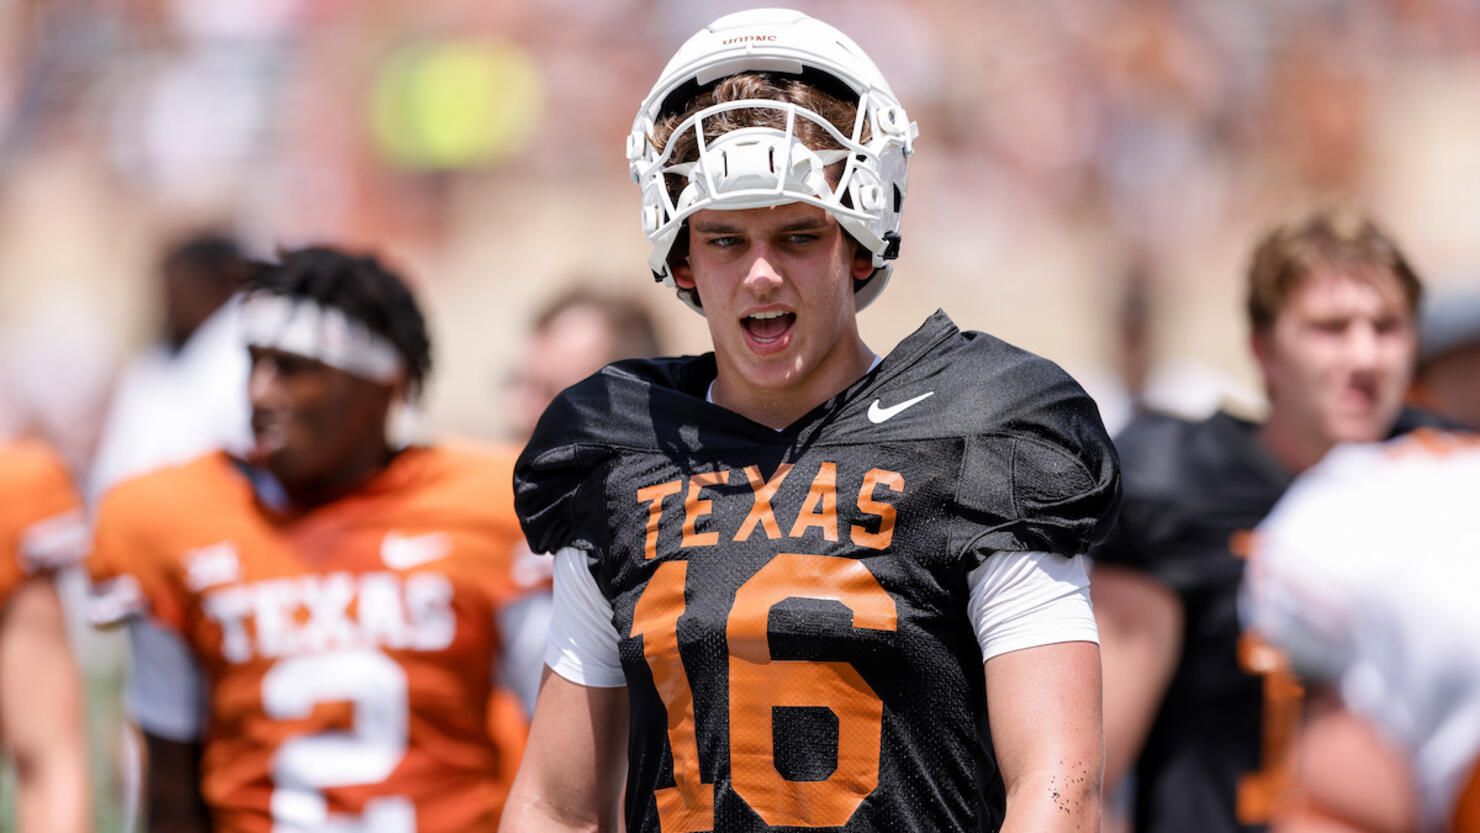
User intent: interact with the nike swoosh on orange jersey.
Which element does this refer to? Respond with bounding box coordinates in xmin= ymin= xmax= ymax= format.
xmin=381 ymin=531 xmax=452 ymax=570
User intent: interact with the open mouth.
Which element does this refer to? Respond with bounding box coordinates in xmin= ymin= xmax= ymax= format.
xmin=1339 ymin=378 xmax=1381 ymax=413
xmin=741 ymin=310 xmax=796 ymax=346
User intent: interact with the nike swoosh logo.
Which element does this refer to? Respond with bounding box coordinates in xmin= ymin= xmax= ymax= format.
xmin=381 ymin=531 xmax=452 ymax=570
xmin=867 ymin=391 xmax=935 ymax=424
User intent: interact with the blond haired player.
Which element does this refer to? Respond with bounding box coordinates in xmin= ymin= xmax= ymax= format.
xmin=1091 ymin=207 xmax=1437 ymax=833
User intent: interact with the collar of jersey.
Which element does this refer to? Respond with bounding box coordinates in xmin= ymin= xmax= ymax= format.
xmin=703 ymin=354 xmax=885 ymax=431
xmin=228 ymin=445 xmax=426 ymax=519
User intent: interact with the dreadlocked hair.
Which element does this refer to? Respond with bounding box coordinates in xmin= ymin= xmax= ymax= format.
xmin=246 ymin=246 xmax=433 ymax=399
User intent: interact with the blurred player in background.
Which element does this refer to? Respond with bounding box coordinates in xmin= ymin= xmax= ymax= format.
xmin=1092 ymin=206 xmax=1439 ymax=833
xmin=507 ymin=286 xmax=663 ymax=442
xmin=0 ymin=441 xmax=91 ymax=833
xmin=1243 ymin=430 xmax=1480 ymax=833
xmin=89 ymin=246 xmax=543 ymax=832
xmin=89 ymin=231 xmax=253 ymax=502
xmin=505 ymin=8 xmax=1119 ymax=832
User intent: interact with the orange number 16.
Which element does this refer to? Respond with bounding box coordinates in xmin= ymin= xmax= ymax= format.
xmin=631 ymin=554 xmax=899 ymax=831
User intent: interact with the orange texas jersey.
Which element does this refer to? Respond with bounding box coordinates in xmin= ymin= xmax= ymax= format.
xmin=0 ymin=440 xmax=84 ymax=606
xmin=89 ymin=445 xmax=539 ymax=833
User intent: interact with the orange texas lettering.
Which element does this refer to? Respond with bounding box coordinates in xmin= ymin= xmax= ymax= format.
xmin=634 ymin=463 xmax=905 ymax=557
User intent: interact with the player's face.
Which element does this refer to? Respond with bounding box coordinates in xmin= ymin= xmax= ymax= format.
xmin=510 ymin=307 xmax=616 ymax=440
xmin=247 ymin=346 xmax=394 ymax=489
xmin=1255 ymin=267 xmax=1416 ymax=448
xmin=672 ymin=202 xmax=875 ymax=422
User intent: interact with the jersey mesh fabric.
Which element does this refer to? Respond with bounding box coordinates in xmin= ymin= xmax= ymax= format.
xmin=546 ymin=544 xmax=1098 ymax=687
xmin=516 ymin=310 xmax=1119 ymax=833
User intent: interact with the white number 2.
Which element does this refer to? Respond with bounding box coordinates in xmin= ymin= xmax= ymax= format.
xmin=261 ymin=650 xmax=415 ymax=832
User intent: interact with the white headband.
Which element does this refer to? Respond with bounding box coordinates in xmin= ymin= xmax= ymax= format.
xmin=242 ymin=293 xmax=406 ymax=385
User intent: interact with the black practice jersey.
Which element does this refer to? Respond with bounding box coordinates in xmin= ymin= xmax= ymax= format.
xmin=1092 ymin=408 xmax=1448 ymax=833
xmin=516 ymin=311 xmax=1120 ymax=833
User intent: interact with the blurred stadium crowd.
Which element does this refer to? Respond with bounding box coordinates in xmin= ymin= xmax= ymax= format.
xmin=0 ymin=0 xmax=1479 ymax=831
xmin=1 ymin=0 xmax=1480 ymax=458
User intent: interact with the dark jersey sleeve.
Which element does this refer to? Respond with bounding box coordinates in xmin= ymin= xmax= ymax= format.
xmin=1084 ymin=411 xmax=1204 ymax=587
xmin=513 ymin=390 xmax=613 ymax=558
xmin=951 ymin=338 xmax=1121 ymax=561
xmin=513 ymin=357 xmax=699 ymax=559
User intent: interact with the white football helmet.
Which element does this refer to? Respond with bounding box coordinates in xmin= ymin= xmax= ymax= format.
xmin=628 ymin=7 xmax=917 ymax=314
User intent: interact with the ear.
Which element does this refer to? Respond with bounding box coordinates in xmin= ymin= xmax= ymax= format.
xmin=851 ymin=246 xmax=875 ymax=282
xmin=672 ymin=258 xmax=696 ymax=290
xmin=362 ymin=376 xmax=400 ymax=411
xmin=1250 ymin=329 xmax=1274 ymax=380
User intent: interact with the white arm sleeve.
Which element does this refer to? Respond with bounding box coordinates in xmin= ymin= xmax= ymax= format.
xmin=126 ymin=617 xmax=208 ymax=741
xmin=968 ymin=551 xmax=1098 ymax=661
xmin=546 ymin=546 xmax=626 ymax=688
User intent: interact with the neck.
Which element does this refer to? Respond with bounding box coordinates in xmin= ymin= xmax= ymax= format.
xmin=1256 ymin=410 xmax=1329 ymax=475
xmin=713 ymin=337 xmax=877 ymax=430
xmin=280 ymin=442 xmax=395 ymax=511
